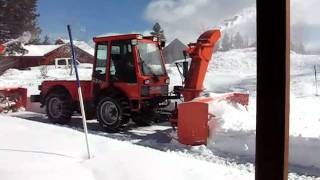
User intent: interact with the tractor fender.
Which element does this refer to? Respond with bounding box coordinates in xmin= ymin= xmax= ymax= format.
xmin=42 ymin=85 xmax=73 ymax=106
xmin=94 ymin=87 xmax=128 ymax=105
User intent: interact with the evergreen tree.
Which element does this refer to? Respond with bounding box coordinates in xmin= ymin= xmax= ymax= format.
xmin=0 ymin=0 xmax=41 ymax=53
xmin=298 ymin=42 xmax=306 ymax=54
xmin=244 ymin=36 xmax=249 ymax=48
xmin=221 ymin=32 xmax=232 ymax=51
xmin=233 ymin=32 xmax=244 ymax=49
xmin=42 ymin=35 xmax=51 ymax=45
xmin=150 ymin=22 xmax=166 ymax=42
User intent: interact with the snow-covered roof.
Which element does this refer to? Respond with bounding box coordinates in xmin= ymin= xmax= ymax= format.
xmin=6 ymin=39 xmax=94 ymax=57
xmin=21 ymin=45 xmax=63 ymax=56
xmin=57 ymin=39 xmax=94 ymax=56
xmin=73 ymin=41 xmax=94 ymax=56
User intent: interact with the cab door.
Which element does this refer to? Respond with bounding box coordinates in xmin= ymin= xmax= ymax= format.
xmin=109 ymin=40 xmax=139 ymax=98
xmin=92 ymin=42 xmax=109 ymax=97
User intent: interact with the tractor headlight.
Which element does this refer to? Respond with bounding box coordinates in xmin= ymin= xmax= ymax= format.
xmin=141 ymin=86 xmax=150 ymax=97
xmin=144 ymin=79 xmax=151 ymax=85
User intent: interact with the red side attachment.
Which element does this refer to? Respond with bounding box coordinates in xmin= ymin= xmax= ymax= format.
xmin=0 ymin=87 xmax=27 ymax=113
xmin=0 ymin=44 xmax=5 ymax=54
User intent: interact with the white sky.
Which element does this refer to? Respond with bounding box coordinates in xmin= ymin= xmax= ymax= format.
xmin=144 ymin=0 xmax=320 ymax=50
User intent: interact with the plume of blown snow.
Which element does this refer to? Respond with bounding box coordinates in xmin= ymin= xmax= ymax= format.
xmin=218 ymin=6 xmax=256 ymax=36
xmin=219 ymin=5 xmax=257 ymax=41
xmin=144 ymin=0 xmax=256 ymax=43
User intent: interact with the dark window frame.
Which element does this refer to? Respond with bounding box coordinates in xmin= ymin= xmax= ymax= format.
xmin=255 ymin=0 xmax=290 ymax=180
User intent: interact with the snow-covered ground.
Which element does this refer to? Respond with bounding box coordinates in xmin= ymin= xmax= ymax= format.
xmin=0 ymin=115 xmax=255 ymax=180
xmin=1 ymin=48 xmax=320 ymax=179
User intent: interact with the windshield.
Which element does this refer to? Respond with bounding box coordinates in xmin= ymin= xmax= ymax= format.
xmin=137 ymin=42 xmax=165 ymax=76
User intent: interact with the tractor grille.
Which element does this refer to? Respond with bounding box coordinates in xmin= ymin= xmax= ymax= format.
xmin=141 ymin=85 xmax=168 ymax=97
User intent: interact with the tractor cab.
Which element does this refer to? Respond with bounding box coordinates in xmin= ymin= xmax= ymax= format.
xmin=92 ymin=34 xmax=169 ymax=112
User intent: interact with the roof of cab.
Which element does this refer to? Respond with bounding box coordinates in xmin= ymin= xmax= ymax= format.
xmin=93 ymin=34 xmax=142 ymax=43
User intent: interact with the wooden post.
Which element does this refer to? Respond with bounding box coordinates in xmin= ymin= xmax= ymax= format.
xmin=256 ymin=0 xmax=290 ymax=180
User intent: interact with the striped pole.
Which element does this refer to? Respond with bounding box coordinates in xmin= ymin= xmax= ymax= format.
xmin=67 ymin=25 xmax=91 ymax=159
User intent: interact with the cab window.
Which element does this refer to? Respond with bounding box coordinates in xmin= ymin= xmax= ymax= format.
xmin=110 ymin=40 xmax=137 ymax=83
xmin=94 ymin=43 xmax=108 ymax=80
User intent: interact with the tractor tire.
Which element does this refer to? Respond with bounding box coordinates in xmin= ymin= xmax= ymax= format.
xmin=96 ymin=96 xmax=129 ymax=132
xmin=117 ymin=97 xmax=131 ymax=125
xmin=46 ymin=92 xmax=73 ymax=124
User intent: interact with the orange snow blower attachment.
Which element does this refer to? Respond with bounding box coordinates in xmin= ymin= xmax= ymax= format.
xmin=0 ymin=87 xmax=27 ymax=113
xmin=176 ymin=30 xmax=249 ymax=145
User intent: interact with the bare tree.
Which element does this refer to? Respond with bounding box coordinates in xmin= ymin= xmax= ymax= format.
xmin=233 ymin=32 xmax=244 ymax=49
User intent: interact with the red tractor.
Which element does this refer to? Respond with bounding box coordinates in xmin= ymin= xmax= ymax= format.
xmin=31 ymin=30 xmax=249 ymax=145
xmin=32 ymin=33 xmax=171 ymax=130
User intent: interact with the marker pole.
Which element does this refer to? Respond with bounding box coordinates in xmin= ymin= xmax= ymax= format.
xmin=67 ymin=25 xmax=91 ymax=159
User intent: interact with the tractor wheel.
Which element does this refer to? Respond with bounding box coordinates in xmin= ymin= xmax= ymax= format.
xmin=96 ymin=96 xmax=128 ymax=132
xmin=117 ymin=97 xmax=131 ymax=125
xmin=46 ymin=92 xmax=73 ymax=124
